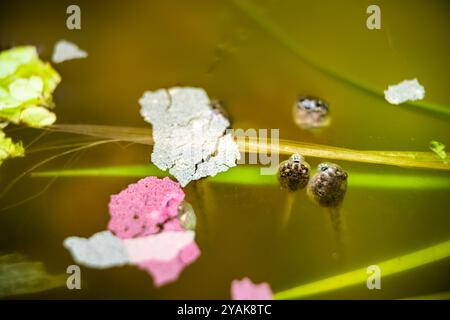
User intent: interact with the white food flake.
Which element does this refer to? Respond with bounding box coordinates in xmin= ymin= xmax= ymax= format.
xmin=123 ymin=230 xmax=195 ymax=263
xmin=63 ymin=231 xmax=129 ymax=269
xmin=63 ymin=230 xmax=196 ymax=269
xmin=384 ymin=78 xmax=425 ymax=105
xmin=52 ymin=40 xmax=88 ymax=64
xmin=139 ymin=87 xmax=240 ymax=187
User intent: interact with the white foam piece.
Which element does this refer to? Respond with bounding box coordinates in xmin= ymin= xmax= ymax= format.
xmin=52 ymin=40 xmax=88 ymax=64
xmin=384 ymin=78 xmax=425 ymax=105
xmin=139 ymin=87 xmax=240 ymax=186
xmin=63 ymin=231 xmax=129 ymax=269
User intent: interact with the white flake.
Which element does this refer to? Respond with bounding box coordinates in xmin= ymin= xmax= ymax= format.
xmin=63 ymin=231 xmax=129 ymax=269
xmin=384 ymin=78 xmax=425 ymax=105
xmin=139 ymin=87 xmax=240 ymax=186
xmin=123 ymin=230 xmax=195 ymax=263
xmin=52 ymin=40 xmax=88 ymax=64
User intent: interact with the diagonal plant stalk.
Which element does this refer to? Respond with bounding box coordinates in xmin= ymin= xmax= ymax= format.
xmin=31 ymin=164 xmax=450 ymax=190
xmin=230 ymin=0 xmax=450 ymax=118
xmin=273 ymin=239 xmax=450 ymax=299
xmin=49 ymin=124 xmax=450 ymax=171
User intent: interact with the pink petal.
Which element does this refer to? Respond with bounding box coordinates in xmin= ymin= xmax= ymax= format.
xmin=231 ymin=278 xmax=273 ymax=300
xmin=136 ymin=242 xmax=201 ymax=287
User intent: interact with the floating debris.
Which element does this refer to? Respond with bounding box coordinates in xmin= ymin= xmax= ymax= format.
xmin=63 ymin=231 xmax=129 ymax=269
xmin=293 ymin=96 xmax=330 ymax=129
xmin=231 ymin=277 xmax=273 ymax=300
xmin=124 ymin=230 xmax=196 ymax=263
xmin=0 ymin=46 xmax=60 ymax=166
xmin=384 ymin=78 xmax=425 ymax=105
xmin=0 ymin=130 xmax=24 ymax=166
xmin=0 ymin=254 xmax=66 ymax=298
xmin=0 ymin=46 xmax=60 ymax=127
xmin=52 ymin=40 xmax=88 ymax=64
xmin=108 ymin=177 xmax=185 ymax=238
xmin=277 ymin=153 xmax=310 ymax=192
xmin=178 ymin=200 xmax=197 ymax=231
xmin=139 ymin=87 xmax=240 ymax=187
xmin=64 ymin=177 xmax=201 ymax=287
xmin=136 ymin=241 xmax=200 ymax=287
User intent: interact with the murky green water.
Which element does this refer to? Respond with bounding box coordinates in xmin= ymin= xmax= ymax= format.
xmin=1 ymin=0 xmax=449 ymax=299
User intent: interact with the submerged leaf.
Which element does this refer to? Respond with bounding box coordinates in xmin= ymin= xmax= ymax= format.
xmin=0 ymin=254 xmax=66 ymax=298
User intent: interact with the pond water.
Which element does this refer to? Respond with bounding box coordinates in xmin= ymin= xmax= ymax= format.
xmin=0 ymin=0 xmax=449 ymax=299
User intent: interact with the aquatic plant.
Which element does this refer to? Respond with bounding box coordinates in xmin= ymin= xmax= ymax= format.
xmin=0 ymin=46 xmax=61 ymax=166
xmin=47 ymin=124 xmax=450 ymax=171
xmin=0 ymin=254 xmax=66 ymax=298
xmin=32 ymin=163 xmax=450 ymax=190
xmin=273 ymin=239 xmax=450 ymax=299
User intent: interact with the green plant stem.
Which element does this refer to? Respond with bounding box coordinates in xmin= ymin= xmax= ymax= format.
xmin=48 ymin=124 xmax=450 ymax=171
xmin=31 ymin=164 xmax=450 ymax=190
xmin=230 ymin=0 xmax=450 ymax=118
xmin=273 ymin=239 xmax=450 ymax=299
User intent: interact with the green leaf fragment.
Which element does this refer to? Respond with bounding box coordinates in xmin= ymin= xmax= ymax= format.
xmin=0 ymin=46 xmax=61 ymax=127
xmin=0 ymin=130 xmax=25 ymax=165
xmin=0 ymin=254 xmax=66 ymax=298
xmin=0 ymin=45 xmax=60 ymax=166
xmin=20 ymin=106 xmax=56 ymax=127
xmin=429 ymin=140 xmax=448 ymax=164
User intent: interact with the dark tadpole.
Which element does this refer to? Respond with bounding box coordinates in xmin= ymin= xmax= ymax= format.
xmin=277 ymin=154 xmax=310 ymax=192
xmin=293 ymin=96 xmax=331 ymax=130
xmin=307 ymin=162 xmax=348 ymax=261
xmin=277 ymin=154 xmax=310 ymax=227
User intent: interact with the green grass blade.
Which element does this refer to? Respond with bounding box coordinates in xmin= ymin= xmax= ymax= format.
xmin=230 ymin=0 xmax=450 ymax=118
xmin=31 ymin=165 xmax=450 ymax=189
xmin=274 ymin=240 xmax=450 ymax=299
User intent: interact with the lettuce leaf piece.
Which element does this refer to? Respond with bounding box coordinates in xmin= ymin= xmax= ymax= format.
xmin=0 ymin=129 xmax=25 ymax=165
xmin=0 ymin=46 xmax=61 ymax=127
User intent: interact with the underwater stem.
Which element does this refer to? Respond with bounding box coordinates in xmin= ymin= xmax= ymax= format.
xmin=273 ymin=239 xmax=450 ymax=299
xmin=48 ymin=124 xmax=450 ymax=171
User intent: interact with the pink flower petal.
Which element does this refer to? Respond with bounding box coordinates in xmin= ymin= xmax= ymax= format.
xmin=108 ymin=177 xmax=184 ymax=239
xmin=136 ymin=242 xmax=201 ymax=287
xmin=231 ymin=278 xmax=273 ymax=300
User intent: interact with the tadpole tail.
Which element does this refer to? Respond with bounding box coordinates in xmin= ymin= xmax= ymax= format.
xmin=329 ymin=206 xmax=345 ymax=262
xmin=280 ymin=192 xmax=296 ymax=229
